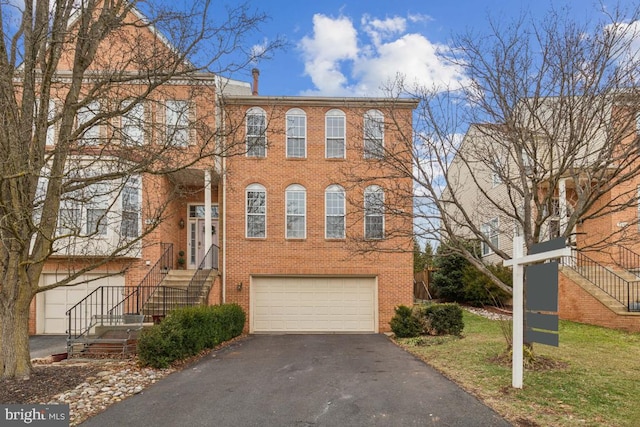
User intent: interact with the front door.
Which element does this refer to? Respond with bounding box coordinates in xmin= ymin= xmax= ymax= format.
xmin=187 ymin=204 xmax=219 ymax=269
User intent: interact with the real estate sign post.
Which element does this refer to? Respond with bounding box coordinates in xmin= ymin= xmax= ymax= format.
xmin=504 ymin=237 xmax=570 ymax=388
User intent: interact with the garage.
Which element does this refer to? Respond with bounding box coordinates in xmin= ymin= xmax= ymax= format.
xmin=251 ymin=276 xmax=377 ymax=333
xmin=35 ymin=273 xmax=125 ymax=334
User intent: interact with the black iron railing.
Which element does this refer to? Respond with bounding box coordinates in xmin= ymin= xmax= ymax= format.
xmin=110 ymin=243 xmax=173 ymax=316
xmin=186 ymin=243 xmax=219 ymax=304
xmin=616 ymin=245 xmax=640 ymax=275
xmin=66 ymin=243 xmax=173 ymax=344
xmin=561 ymin=249 xmax=640 ymax=312
xmin=66 ymin=286 xmax=129 ymax=342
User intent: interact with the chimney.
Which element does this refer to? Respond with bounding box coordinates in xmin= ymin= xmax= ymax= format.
xmin=252 ymin=68 xmax=260 ymax=96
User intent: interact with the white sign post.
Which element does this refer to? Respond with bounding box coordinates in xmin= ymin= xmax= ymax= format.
xmin=503 ymin=236 xmax=570 ymax=388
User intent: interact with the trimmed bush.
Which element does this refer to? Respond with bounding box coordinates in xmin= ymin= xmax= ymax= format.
xmin=138 ymin=303 xmax=245 ymax=368
xmin=413 ymin=303 xmax=464 ymax=336
xmin=390 ymin=305 xmax=422 ymax=338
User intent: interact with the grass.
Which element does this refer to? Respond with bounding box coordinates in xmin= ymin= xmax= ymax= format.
xmin=395 ymin=311 xmax=640 ymax=427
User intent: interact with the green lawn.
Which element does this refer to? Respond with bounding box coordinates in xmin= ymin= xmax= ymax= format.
xmin=395 ymin=311 xmax=640 ymax=427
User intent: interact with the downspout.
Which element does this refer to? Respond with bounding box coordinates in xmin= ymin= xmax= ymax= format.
xmin=215 ymin=75 xmax=227 ymax=304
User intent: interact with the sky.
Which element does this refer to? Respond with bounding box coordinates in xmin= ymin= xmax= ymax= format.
xmin=216 ymin=0 xmax=639 ymax=97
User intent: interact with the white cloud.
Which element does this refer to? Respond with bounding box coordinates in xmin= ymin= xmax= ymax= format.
xmin=298 ymin=13 xmax=466 ymax=97
xmin=361 ymin=15 xmax=406 ymax=47
xmin=299 ymin=14 xmax=359 ymax=96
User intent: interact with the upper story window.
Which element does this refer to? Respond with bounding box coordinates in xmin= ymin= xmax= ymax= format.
xmin=326 ymin=109 xmax=346 ymax=159
xmin=85 ymin=179 xmax=111 ymax=236
xmin=286 ymin=184 xmax=306 ymax=239
xmin=36 ymin=99 xmax=57 ymax=146
xmin=121 ymin=101 xmax=145 ymax=145
xmin=286 ymin=108 xmax=306 ymax=158
xmin=121 ymin=176 xmax=141 ymax=238
xmin=363 ymin=109 xmax=384 ymax=159
xmin=364 ymin=185 xmax=384 ymax=239
xmin=166 ymin=100 xmax=190 ymax=147
xmin=325 ymin=184 xmax=345 ymax=239
xmin=246 ymin=183 xmax=266 ymax=238
xmin=78 ymin=101 xmax=101 ymax=145
xmin=481 ymin=218 xmax=499 ymax=256
xmin=247 ymin=107 xmax=267 ymax=157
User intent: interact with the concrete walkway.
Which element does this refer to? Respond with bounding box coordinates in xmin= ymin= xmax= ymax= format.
xmin=80 ymin=334 xmax=511 ymax=426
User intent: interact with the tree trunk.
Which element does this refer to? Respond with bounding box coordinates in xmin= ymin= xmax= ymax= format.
xmin=0 ymin=293 xmax=33 ymax=379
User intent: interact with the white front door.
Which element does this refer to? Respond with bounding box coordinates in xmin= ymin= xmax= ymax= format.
xmin=187 ymin=204 xmax=219 ymax=269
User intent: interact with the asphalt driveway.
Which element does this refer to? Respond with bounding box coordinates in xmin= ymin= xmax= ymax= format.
xmin=80 ymin=334 xmax=511 ymax=427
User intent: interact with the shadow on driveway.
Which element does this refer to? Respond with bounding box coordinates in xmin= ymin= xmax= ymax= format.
xmin=80 ymin=334 xmax=511 ymax=427
xmin=29 ymin=335 xmax=67 ymax=359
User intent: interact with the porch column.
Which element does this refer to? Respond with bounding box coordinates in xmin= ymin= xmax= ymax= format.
xmin=559 ymin=177 xmax=568 ymax=234
xmin=204 ymin=169 xmax=212 ymax=268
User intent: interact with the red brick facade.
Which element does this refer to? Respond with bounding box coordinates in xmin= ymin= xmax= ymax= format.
xmin=222 ymin=97 xmax=417 ymax=333
xmin=559 ymin=273 xmax=640 ymax=332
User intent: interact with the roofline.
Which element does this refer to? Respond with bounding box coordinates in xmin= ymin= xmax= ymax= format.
xmin=222 ymin=95 xmax=420 ymax=108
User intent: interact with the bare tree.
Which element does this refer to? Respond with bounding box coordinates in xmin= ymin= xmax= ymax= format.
xmin=0 ymin=0 xmax=282 ymax=378
xmin=341 ymin=3 xmax=640 ymax=294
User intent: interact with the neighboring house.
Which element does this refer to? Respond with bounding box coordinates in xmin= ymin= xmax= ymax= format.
xmin=443 ymin=98 xmax=640 ymax=332
xmin=29 ymin=8 xmax=418 ymax=336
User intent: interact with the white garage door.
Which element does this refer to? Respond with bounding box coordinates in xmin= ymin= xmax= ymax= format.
xmin=36 ymin=273 xmax=125 ymax=334
xmin=251 ymin=276 xmax=377 ymax=333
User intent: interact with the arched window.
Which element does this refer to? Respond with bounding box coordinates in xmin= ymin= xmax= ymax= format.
xmin=246 ymin=183 xmax=266 ymax=237
xmin=364 ymin=185 xmax=384 ymax=239
xmin=247 ymin=107 xmax=267 ymax=157
xmin=286 ymin=108 xmax=306 ymax=158
xmin=325 ymin=109 xmax=346 ymax=159
xmin=325 ymin=185 xmax=345 ymax=239
xmin=285 ymin=184 xmax=306 ymax=238
xmin=364 ymin=109 xmax=384 ymax=159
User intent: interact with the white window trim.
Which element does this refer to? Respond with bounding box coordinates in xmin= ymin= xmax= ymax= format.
xmin=325 ymin=109 xmax=346 ymax=159
xmin=78 ymin=100 xmax=101 ymax=145
xmin=246 ymin=107 xmax=267 ymax=158
xmin=286 ymin=108 xmax=307 ymax=158
xmin=364 ymin=185 xmax=385 ymax=239
xmin=166 ymin=100 xmax=190 ymax=147
xmin=481 ymin=218 xmax=499 ymax=256
xmin=363 ymin=109 xmax=384 ymax=159
xmin=285 ymin=184 xmax=306 ymax=239
xmin=121 ymin=101 xmax=145 ymax=146
xmin=246 ymin=183 xmax=267 ymax=238
xmin=325 ymin=184 xmax=346 ymax=239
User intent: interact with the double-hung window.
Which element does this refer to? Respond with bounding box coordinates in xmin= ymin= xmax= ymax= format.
xmin=364 ymin=185 xmax=384 ymax=239
xmin=166 ymin=100 xmax=190 ymax=147
xmin=86 ymin=181 xmax=110 ymax=236
xmin=247 ymin=107 xmax=267 ymax=157
xmin=121 ymin=176 xmax=141 ymax=238
xmin=363 ymin=109 xmax=384 ymax=159
xmin=78 ymin=101 xmax=101 ymax=145
xmin=246 ymin=184 xmax=266 ymax=238
xmin=286 ymin=184 xmax=306 ymax=239
xmin=57 ymin=173 xmax=82 ymax=236
xmin=481 ymin=218 xmax=499 ymax=256
xmin=286 ymin=109 xmax=306 ymax=158
xmin=122 ymin=101 xmax=145 ymax=145
xmin=326 ymin=109 xmax=345 ymax=159
xmin=325 ymin=185 xmax=345 ymax=239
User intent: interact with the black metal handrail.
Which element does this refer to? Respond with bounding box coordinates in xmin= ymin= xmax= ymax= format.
xmin=66 ymin=286 xmax=131 ymax=342
xmin=66 ymin=243 xmax=173 ymax=344
xmin=110 ymin=242 xmax=173 ymax=315
xmin=616 ymin=245 xmax=640 ymax=274
xmin=186 ymin=243 xmax=219 ymax=305
xmin=561 ymin=249 xmax=640 ymax=311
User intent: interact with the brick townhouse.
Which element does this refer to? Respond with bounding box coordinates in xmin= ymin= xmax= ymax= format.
xmin=29 ymin=6 xmax=418 ymax=335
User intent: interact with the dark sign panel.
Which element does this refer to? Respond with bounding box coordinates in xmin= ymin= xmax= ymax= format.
xmin=525 ymin=262 xmax=559 ymax=312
